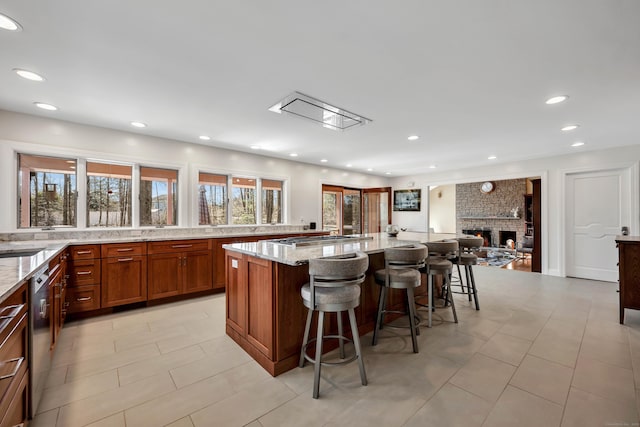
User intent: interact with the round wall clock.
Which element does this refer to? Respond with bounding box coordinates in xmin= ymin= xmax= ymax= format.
xmin=480 ymin=181 xmax=494 ymax=193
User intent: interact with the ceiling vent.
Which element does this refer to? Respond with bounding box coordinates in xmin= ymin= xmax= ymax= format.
xmin=269 ymin=91 xmax=371 ymax=131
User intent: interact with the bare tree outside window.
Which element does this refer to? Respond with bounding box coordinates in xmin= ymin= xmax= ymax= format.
xmin=87 ymin=162 xmax=132 ymax=227
xmin=261 ymin=179 xmax=283 ymax=224
xmin=231 ymin=177 xmax=256 ymax=224
xmin=140 ymin=166 xmax=178 ymax=226
xmin=18 ymin=154 xmax=77 ymax=228
xmin=198 ymin=172 xmax=227 ymax=225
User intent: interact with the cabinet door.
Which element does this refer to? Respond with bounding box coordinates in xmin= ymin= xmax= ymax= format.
xmin=183 ymin=250 xmax=213 ymax=294
xmin=225 ymin=252 xmax=246 ymax=335
xmin=101 ymin=255 xmax=147 ymax=307
xmin=49 ymin=266 xmax=63 ymax=351
xmin=246 ymin=256 xmax=274 ymax=358
xmin=147 ymin=253 xmax=182 ymax=300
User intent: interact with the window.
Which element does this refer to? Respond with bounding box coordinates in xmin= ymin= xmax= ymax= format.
xmin=18 ymin=154 xmax=77 ymax=228
xmin=231 ymin=177 xmax=256 ymax=224
xmin=262 ymin=179 xmax=283 ymax=224
xmin=198 ymin=172 xmax=227 ymax=225
xmin=140 ymin=166 xmax=178 ymax=226
xmin=87 ymin=162 xmax=132 ymax=227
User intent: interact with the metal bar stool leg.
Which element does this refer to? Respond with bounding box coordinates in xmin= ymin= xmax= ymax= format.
xmin=406 ymin=287 xmax=419 ymax=353
xmin=313 ymin=311 xmax=325 ymax=399
xmin=348 ymin=308 xmax=367 ymax=386
xmin=299 ymin=308 xmax=313 ymax=367
xmin=372 ymin=286 xmax=387 ymax=346
xmin=444 ymin=275 xmax=458 ymax=323
xmin=337 ymin=312 xmax=345 ymax=359
xmin=428 ymin=270 xmax=433 ymax=328
xmin=469 ymin=265 xmax=480 ymax=310
xmin=464 ymin=265 xmax=473 ymax=301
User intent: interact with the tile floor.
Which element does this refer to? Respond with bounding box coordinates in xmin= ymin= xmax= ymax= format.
xmin=31 ymin=267 xmax=640 ymax=427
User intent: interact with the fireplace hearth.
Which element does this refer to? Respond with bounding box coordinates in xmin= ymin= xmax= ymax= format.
xmin=462 ymin=229 xmax=492 ymax=247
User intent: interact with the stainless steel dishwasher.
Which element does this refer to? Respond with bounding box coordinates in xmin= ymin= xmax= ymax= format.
xmin=29 ymin=265 xmax=51 ymax=418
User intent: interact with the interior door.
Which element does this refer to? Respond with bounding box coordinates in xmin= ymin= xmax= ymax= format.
xmin=363 ymin=187 xmax=391 ymax=233
xmin=322 ymin=185 xmax=342 ymax=235
xmin=565 ymin=168 xmax=632 ymax=281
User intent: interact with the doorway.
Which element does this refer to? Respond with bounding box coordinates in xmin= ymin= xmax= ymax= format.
xmin=322 ymin=185 xmax=391 ymax=235
xmin=565 ymin=167 xmax=632 ymax=282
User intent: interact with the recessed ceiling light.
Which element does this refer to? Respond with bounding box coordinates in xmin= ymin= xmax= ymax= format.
xmin=34 ymin=102 xmax=57 ymax=111
xmin=488 ymin=155 xmax=497 ymax=160
xmin=545 ymin=95 xmax=569 ymax=105
xmin=571 ymin=141 xmax=585 ymax=147
xmin=407 ymin=135 xmax=420 ymax=141
xmin=130 ymin=121 xmax=146 ymax=128
xmin=320 ymin=159 xmax=328 ymax=163
xmin=346 ymin=164 xmax=352 ymax=168
xmin=289 ymin=153 xmax=298 ymax=157
xmin=250 ymin=145 xmax=260 ymax=150
xmin=561 ymin=124 xmax=579 ymax=132
xmin=14 ymin=69 xmax=44 ymax=82
xmin=367 ymin=168 xmax=373 ymax=172
xmin=199 ymin=135 xmax=211 ymax=141
xmin=429 ymin=165 xmax=437 ymax=169
xmin=0 ymin=13 xmax=21 ymax=31
xmin=385 ymin=172 xmax=391 ymax=175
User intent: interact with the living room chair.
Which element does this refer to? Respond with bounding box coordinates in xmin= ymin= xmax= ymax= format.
xmin=516 ymin=235 xmax=534 ymax=260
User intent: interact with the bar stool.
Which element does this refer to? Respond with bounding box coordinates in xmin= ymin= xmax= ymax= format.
xmin=371 ymin=243 xmax=428 ymax=353
xmin=423 ymin=240 xmax=459 ymax=327
xmin=299 ymin=251 xmax=369 ymax=399
xmin=454 ymin=236 xmax=482 ymax=310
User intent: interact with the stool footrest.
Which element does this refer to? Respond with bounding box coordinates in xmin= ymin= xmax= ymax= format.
xmin=301 ymin=335 xmax=359 ymax=367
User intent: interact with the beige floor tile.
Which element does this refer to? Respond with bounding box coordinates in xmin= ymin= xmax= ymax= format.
xmin=57 ymin=372 xmax=176 ymax=427
xmin=498 ymin=308 xmax=549 ymax=341
xmin=190 ymin=378 xmax=296 ymax=427
xmin=482 ymin=385 xmax=563 ymax=427
xmin=579 ymin=334 xmax=632 ymax=369
xmin=52 ymin=339 xmax=116 ymax=367
xmin=424 ymin=330 xmax=487 ymax=364
xmin=403 ymin=383 xmax=492 ymax=427
xmin=117 ymin=344 xmax=206 ymax=385
xmin=29 ymin=408 xmax=59 ymax=427
xmin=166 ymin=417 xmax=195 ymax=427
xmin=156 ymin=321 xmax=226 ymax=354
xmin=583 ymin=320 xmax=629 ymax=345
xmin=509 ymin=354 xmax=573 ymax=405
xmin=326 ymin=396 xmax=426 ymax=427
xmin=572 ymin=355 xmax=636 ymax=406
xmin=65 ymin=343 xmax=161 ymax=382
xmin=114 ymin=324 xmax=188 ymax=352
xmin=258 ymin=390 xmax=360 ymax=427
xmin=45 ymin=365 xmax=68 ymax=389
xmin=561 ymin=387 xmax=639 ymax=427
xmin=454 ymin=317 xmax=504 ymax=341
xmin=528 ymin=329 xmax=581 ymax=368
xmin=147 ymin=310 xmax=210 ymax=331
xmin=37 ymin=369 xmax=119 ymax=413
xmin=449 ymin=353 xmax=516 ymax=403
xmin=169 ymin=345 xmax=256 ymax=388
xmin=85 ymin=412 xmax=126 ymax=427
xmin=478 ymin=332 xmax=532 ymax=366
xmin=198 ymin=334 xmax=245 ymax=356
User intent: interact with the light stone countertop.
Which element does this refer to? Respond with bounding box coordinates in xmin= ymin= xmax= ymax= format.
xmin=0 ymin=227 xmax=322 ymax=304
xmin=223 ymin=232 xmax=458 ymax=266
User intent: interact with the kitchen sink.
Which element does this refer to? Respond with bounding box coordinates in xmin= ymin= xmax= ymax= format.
xmin=0 ymin=248 xmax=44 ymax=258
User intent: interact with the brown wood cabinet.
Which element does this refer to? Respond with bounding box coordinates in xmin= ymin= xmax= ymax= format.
xmin=49 ymin=250 xmax=69 ymax=351
xmin=225 ymin=252 xmax=274 ymax=360
xmin=147 ymin=239 xmax=213 ymax=299
xmin=0 ymin=282 xmax=28 ymax=427
xmin=616 ymin=236 xmax=640 ymax=324
xmin=67 ymin=244 xmax=101 ymax=313
xmin=101 ymin=243 xmax=147 ymax=308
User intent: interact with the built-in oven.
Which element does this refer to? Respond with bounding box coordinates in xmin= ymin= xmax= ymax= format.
xmin=29 ymin=265 xmax=50 ymax=418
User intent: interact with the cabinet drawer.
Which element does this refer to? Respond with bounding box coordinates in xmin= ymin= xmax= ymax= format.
xmin=101 ymin=242 xmax=146 ymax=258
xmin=0 ymin=363 xmax=28 ymax=427
xmin=0 ymin=284 xmax=27 ymax=348
xmin=0 ymin=314 xmax=27 ymax=404
xmin=69 ymin=244 xmax=101 ymax=260
xmin=148 ymin=239 xmax=211 ymax=254
xmin=68 ymin=261 xmax=101 ymax=286
xmin=66 ymin=285 xmax=101 ymax=313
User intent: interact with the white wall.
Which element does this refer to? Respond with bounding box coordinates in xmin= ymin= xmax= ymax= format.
xmin=391 ymin=147 xmax=640 ymax=277
xmin=428 ymin=184 xmax=456 ymax=233
xmin=0 ymin=110 xmax=389 ymax=232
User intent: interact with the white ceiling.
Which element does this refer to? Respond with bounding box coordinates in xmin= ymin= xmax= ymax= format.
xmin=1 ymin=1 xmax=639 ymax=176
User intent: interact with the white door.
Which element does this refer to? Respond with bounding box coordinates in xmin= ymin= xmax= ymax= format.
xmin=565 ymin=168 xmax=632 ymax=282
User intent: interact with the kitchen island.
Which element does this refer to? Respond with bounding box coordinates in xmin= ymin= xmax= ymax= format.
xmin=223 ymin=231 xmax=456 ymax=376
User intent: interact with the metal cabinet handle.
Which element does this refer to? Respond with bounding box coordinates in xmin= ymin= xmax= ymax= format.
xmin=76 ymin=297 xmax=92 ymax=302
xmin=117 ymin=258 xmax=134 ymax=262
xmin=0 ymin=357 xmax=24 ymax=380
xmin=76 ymin=271 xmax=92 ymax=275
xmin=76 ymin=250 xmax=92 ymax=255
xmin=172 ymin=244 xmax=193 ymax=248
xmin=116 ymin=248 xmax=134 ymax=252
xmin=0 ymin=304 xmax=22 ymax=318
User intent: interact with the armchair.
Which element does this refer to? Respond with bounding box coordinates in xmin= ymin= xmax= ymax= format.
xmin=516 ymin=235 xmax=534 ymax=259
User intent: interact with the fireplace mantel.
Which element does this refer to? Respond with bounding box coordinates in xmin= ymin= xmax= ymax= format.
xmin=458 ymin=216 xmax=521 ymax=220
